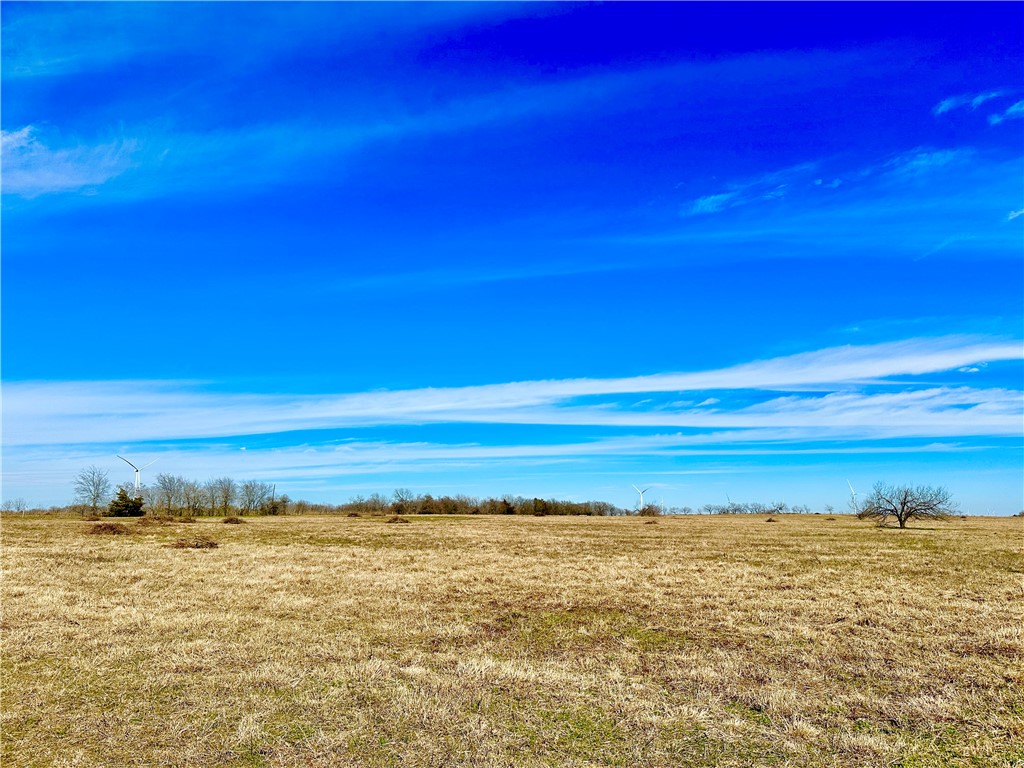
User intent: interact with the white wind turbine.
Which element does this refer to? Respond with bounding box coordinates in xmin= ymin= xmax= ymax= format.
xmin=632 ymin=484 xmax=650 ymax=513
xmin=118 ymin=455 xmax=157 ymax=491
xmin=847 ymin=479 xmax=858 ymax=509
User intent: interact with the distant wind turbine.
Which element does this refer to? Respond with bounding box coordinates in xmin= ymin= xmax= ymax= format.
xmin=847 ymin=479 xmax=858 ymax=509
xmin=632 ymin=484 xmax=650 ymax=513
xmin=118 ymin=455 xmax=157 ymax=491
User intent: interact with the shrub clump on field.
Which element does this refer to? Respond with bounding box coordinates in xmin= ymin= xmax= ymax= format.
xmin=223 ymin=516 xmax=245 ymax=524
xmin=88 ymin=522 xmax=132 ymax=535
xmin=171 ymin=535 xmax=219 ymax=549
xmin=765 ymin=517 xmax=778 ymax=523
xmin=346 ymin=512 xmax=361 ymax=518
xmin=84 ymin=514 xmax=102 ymax=522
xmin=108 ymin=488 xmax=145 ymax=517
xmin=385 ymin=515 xmax=410 ymax=524
xmin=643 ymin=519 xmax=658 ymax=525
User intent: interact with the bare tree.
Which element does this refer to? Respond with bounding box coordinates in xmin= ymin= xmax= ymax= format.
xmin=206 ymin=477 xmax=237 ymax=514
xmin=239 ymin=480 xmax=272 ymax=514
xmin=857 ymin=483 xmax=956 ymax=529
xmin=181 ymin=480 xmax=206 ymax=516
xmin=154 ymin=473 xmax=184 ymax=514
xmin=1 ymin=498 xmax=27 ymax=513
xmin=74 ymin=466 xmax=111 ymax=513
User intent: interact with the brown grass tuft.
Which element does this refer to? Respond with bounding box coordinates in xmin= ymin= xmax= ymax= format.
xmin=643 ymin=519 xmax=658 ymax=525
xmin=222 ymin=516 xmax=245 ymax=524
xmin=765 ymin=516 xmax=778 ymax=522
xmin=170 ymin=535 xmax=219 ymax=549
xmin=384 ymin=515 xmax=410 ymax=524
xmin=87 ymin=522 xmax=131 ymax=535
xmin=346 ymin=512 xmax=361 ymax=518
xmin=83 ymin=514 xmax=101 ymax=521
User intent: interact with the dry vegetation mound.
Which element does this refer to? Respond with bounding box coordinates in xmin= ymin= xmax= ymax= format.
xmin=87 ymin=522 xmax=131 ymax=535
xmin=222 ymin=516 xmax=245 ymax=524
xmin=170 ymin=535 xmax=219 ymax=549
xmin=384 ymin=515 xmax=410 ymax=524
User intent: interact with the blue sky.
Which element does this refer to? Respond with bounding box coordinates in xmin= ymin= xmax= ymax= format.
xmin=2 ymin=2 xmax=1022 ymax=513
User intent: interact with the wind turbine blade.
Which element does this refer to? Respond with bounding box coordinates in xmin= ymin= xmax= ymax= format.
xmin=847 ymin=479 xmax=856 ymax=495
xmin=632 ymin=485 xmax=641 ymax=493
xmin=141 ymin=459 xmax=158 ymax=469
xmin=117 ymin=455 xmax=139 ymax=471
xmin=642 ymin=488 xmax=650 ymax=494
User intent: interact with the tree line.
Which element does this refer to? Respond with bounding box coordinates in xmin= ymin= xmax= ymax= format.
xmin=73 ymin=466 xmax=285 ymax=516
xmin=58 ymin=466 xmax=964 ymax=525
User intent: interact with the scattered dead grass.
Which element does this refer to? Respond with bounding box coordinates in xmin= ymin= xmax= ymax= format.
xmin=86 ymin=522 xmax=132 ymax=535
xmin=3 ymin=514 xmax=1022 ymax=767
xmin=170 ymin=534 xmax=219 ymax=549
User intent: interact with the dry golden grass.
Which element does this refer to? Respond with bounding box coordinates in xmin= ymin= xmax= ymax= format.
xmin=2 ymin=514 xmax=1021 ymax=767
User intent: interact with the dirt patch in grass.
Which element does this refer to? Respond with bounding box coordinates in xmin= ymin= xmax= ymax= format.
xmin=222 ymin=516 xmax=245 ymax=524
xmin=170 ymin=535 xmax=219 ymax=549
xmin=87 ymin=522 xmax=132 ymax=535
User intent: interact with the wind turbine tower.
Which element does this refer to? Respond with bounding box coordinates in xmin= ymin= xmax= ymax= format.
xmin=632 ymin=484 xmax=650 ymax=513
xmin=118 ymin=455 xmax=157 ymax=491
xmin=847 ymin=479 xmax=858 ymax=509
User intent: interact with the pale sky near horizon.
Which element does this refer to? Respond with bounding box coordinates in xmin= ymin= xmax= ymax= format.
xmin=2 ymin=2 xmax=1022 ymax=512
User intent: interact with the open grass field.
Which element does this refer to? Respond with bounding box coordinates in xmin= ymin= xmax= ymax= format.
xmin=2 ymin=513 xmax=1022 ymax=767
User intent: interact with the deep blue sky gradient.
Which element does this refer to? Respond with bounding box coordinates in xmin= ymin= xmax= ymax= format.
xmin=2 ymin=2 xmax=1022 ymax=511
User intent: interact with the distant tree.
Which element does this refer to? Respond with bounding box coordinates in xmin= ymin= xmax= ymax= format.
xmin=1 ymin=498 xmax=28 ymax=513
xmin=154 ymin=473 xmax=184 ymax=513
xmin=857 ymin=483 xmax=956 ymax=529
xmin=181 ymin=480 xmax=206 ymax=516
xmin=262 ymin=493 xmax=289 ymax=516
xmin=239 ymin=480 xmax=272 ymax=514
xmin=638 ymin=503 xmax=662 ymax=517
xmin=392 ymin=488 xmax=415 ymax=514
xmin=207 ymin=477 xmax=237 ymax=514
xmin=108 ymin=488 xmax=144 ymax=517
xmin=74 ymin=466 xmax=111 ymax=513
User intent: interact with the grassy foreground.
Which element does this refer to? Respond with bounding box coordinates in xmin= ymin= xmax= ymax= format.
xmin=2 ymin=514 xmax=1021 ymax=767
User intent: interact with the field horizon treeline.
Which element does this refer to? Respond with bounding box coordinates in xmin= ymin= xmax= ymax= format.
xmin=3 ymin=466 xmax=827 ymax=518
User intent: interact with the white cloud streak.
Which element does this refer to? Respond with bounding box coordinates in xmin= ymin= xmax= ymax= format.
xmin=681 ymin=163 xmax=819 ymax=217
xmin=4 ymin=336 xmax=1020 ymax=447
xmin=988 ymin=100 xmax=1024 ymax=126
xmin=932 ymin=90 xmax=1005 ymax=115
xmin=1 ymin=126 xmax=137 ymax=197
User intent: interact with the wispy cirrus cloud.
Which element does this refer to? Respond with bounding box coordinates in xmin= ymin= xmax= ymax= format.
xmin=932 ymin=90 xmax=1006 ymax=115
xmin=1 ymin=126 xmax=137 ymax=197
xmin=988 ymin=100 xmax=1024 ymax=126
xmin=4 ymin=336 xmax=1019 ymax=447
xmin=681 ymin=162 xmax=819 ymax=217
